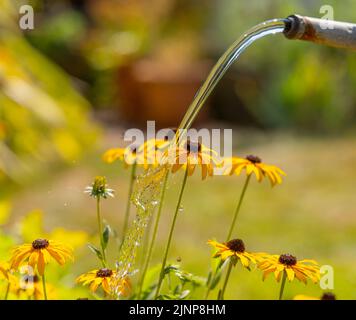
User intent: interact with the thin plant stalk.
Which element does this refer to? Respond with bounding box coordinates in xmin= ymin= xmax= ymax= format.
xmin=121 ymin=162 xmax=137 ymax=246
xmin=96 ymin=197 xmax=107 ymax=266
xmin=279 ymin=271 xmax=287 ymax=300
xmin=42 ymin=273 xmax=48 ymax=300
xmin=4 ymin=282 xmax=10 ymax=300
xmin=154 ymin=170 xmax=188 ymax=299
xmin=137 ymin=171 xmax=169 ymax=299
xmin=205 ymin=175 xmax=251 ymax=299
xmin=218 ymin=259 xmax=233 ymax=300
xmin=226 ymin=174 xmax=251 ymax=241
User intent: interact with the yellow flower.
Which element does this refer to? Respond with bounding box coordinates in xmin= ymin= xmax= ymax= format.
xmin=208 ymin=239 xmax=261 ymax=268
xmin=225 ymin=155 xmax=286 ymax=186
xmin=258 ymin=254 xmax=320 ymax=284
xmin=76 ymin=268 xmax=131 ymax=296
xmin=294 ymin=292 xmax=336 ymax=300
xmin=168 ymin=140 xmax=222 ymax=180
xmin=10 ymin=239 xmax=73 ymax=275
xmin=103 ymin=144 xmax=155 ymax=169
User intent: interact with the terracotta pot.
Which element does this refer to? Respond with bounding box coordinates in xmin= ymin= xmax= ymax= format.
xmin=116 ymin=59 xmax=212 ymax=128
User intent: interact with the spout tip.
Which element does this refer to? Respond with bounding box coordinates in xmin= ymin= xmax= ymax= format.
xmin=283 ymin=15 xmax=305 ymax=39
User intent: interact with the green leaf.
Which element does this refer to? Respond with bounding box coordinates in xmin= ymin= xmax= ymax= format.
xmin=209 ymin=259 xmax=229 ymax=290
xmin=102 ymin=225 xmax=110 ymax=249
xmin=87 ymin=243 xmax=103 ymax=261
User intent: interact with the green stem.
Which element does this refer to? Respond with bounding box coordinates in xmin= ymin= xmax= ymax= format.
xmin=279 ymin=271 xmax=287 ymax=300
xmin=154 ymin=170 xmax=188 ymax=299
xmin=121 ymin=162 xmax=137 ymax=247
xmin=42 ymin=273 xmax=48 ymax=300
xmin=4 ymin=282 xmax=10 ymax=300
xmin=96 ymin=197 xmax=106 ymax=266
xmin=218 ymin=260 xmax=233 ymax=300
xmin=138 ymin=171 xmax=169 ymax=299
xmin=226 ymin=175 xmax=251 ymax=241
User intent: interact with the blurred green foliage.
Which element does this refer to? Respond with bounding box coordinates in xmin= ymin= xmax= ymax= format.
xmin=5 ymin=0 xmax=355 ymax=133
xmin=1 ymin=0 xmax=356 ymax=189
xmin=0 ymin=0 xmax=99 ymax=189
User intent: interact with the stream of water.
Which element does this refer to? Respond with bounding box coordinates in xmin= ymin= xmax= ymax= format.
xmin=114 ymin=18 xmax=287 ymax=294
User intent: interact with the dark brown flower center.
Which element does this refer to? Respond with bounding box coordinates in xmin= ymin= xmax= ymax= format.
xmin=32 ymin=239 xmax=49 ymax=250
xmin=96 ymin=268 xmax=113 ymax=278
xmin=226 ymin=239 xmax=245 ymax=253
xmin=321 ymin=292 xmax=336 ymax=300
xmin=279 ymin=254 xmax=297 ymax=266
xmin=246 ymin=155 xmax=262 ymax=164
xmin=185 ymin=140 xmax=202 ymax=154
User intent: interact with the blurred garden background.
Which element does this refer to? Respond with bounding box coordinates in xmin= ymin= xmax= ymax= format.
xmin=1 ymin=0 xmax=356 ymax=299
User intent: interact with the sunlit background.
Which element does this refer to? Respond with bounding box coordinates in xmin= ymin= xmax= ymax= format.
xmin=1 ymin=0 xmax=356 ymax=299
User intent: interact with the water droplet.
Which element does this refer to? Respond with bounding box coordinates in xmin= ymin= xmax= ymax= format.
xmin=178 ymin=206 xmax=184 ymax=213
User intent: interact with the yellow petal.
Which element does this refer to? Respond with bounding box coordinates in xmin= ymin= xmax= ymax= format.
xmin=285 ymin=268 xmax=295 ymax=282
xmin=37 ymin=251 xmax=45 ymax=276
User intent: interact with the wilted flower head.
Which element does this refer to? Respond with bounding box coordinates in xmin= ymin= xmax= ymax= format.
xmin=85 ymin=176 xmax=114 ymax=199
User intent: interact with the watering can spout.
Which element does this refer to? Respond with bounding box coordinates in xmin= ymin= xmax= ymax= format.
xmin=284 ymin=14 xmax=356 ymax=51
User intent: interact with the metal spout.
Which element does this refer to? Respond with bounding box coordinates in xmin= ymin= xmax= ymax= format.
xmin=284 ymin=14 xmax=356 ymax=51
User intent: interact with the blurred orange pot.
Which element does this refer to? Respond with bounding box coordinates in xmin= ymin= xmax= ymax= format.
xmin=116 ymin=59 xmax=212 ymax=128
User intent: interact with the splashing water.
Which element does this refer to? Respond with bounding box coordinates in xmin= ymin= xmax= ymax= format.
xmin=114 ymin=19 xmax=287 ymax=294
xmin=114 ymin=165 xmax=168 ymax=289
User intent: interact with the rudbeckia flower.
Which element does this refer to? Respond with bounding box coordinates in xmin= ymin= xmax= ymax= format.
xmin=225 ymin=155 xmax=286 ymax=186
xmin=168 ymin=140 xmax=222 ymax=180
xmin=103 ymin=144 xmax=156 ymax=169
xmin=10 ymin=239 xmax=73 ymax=275
xmin=258 ymin=254 xmax=320 ymax=284
xmin=76 ymin=268 xmax=131 ymax=296
xmin=208 ymin=239 xmax=260 ymax=268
